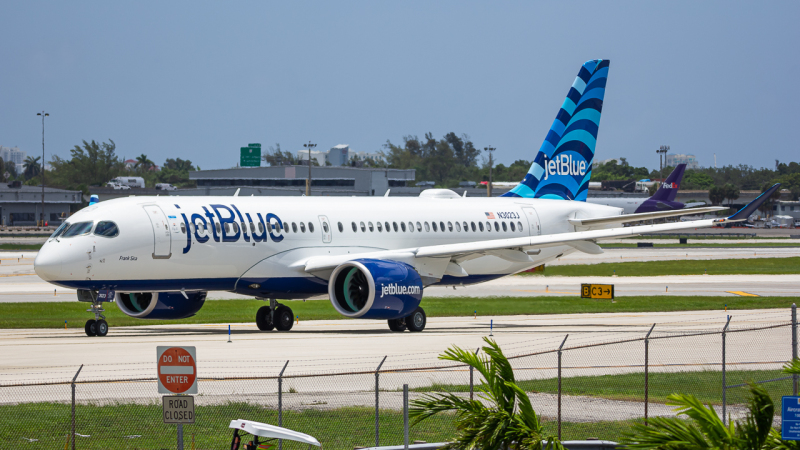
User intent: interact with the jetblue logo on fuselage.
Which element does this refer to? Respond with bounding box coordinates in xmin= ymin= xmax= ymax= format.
xmin=178 ymin=203 xmax=285 ymax=254
xmin=380 ymin=283 xmax=421 ymax=298
xmin=542 ymin=154 xmax=587 ymax=180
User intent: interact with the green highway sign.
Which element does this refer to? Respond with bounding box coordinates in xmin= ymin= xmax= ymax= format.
xmin=240 ymin=145 xmax=261 ymax=167
xmin=248 ymin=143 xmax=261 ymax=148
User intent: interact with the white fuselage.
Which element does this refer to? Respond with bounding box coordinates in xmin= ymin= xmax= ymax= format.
xmin=586 ymin=196 xmax=647 ymax=214
xmin=34 ymin=193 xmax=622 ymax=298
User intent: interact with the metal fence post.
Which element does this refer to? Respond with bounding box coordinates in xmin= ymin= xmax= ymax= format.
xmin=71 ymin=364 xmax=83 ymax=450
xmin=722 ymin=315 xmax=731 ymax=425
xmin=793 ymin=303 xmax=798 ymax=395
xmin=278 ymin=360 xmax=289 ymax=450
xmin=403 ymin=384 xmax=409 ymax=450
xmin=557 ymin=334 xmax=568 ymax=439
xmin=644 ymin=323 xmax=656 ymax=426
xmin=470 ymin=348 xmax=479 ymax=401
xmin=374 ymin=356 xmax=387 ymax=447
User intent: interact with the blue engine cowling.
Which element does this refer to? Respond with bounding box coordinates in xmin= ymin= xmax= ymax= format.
xmin=328 ymin=259 xmax=423 ymax=320
xmin=115 ymin=291 xmax=207 ymax=319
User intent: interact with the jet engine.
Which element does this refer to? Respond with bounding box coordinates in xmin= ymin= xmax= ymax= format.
xmin=115 ymin=291 xmax=207 ymax=319
xmin=328 ymin=259 xmax=423 ymax=320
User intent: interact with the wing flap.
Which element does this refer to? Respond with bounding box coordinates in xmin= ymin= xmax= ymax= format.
xmin=568 ymin=206 xmax=727 ymax=227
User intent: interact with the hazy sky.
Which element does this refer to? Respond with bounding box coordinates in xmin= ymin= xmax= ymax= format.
xmin=2 ymin=1 xmax=798 ymax=171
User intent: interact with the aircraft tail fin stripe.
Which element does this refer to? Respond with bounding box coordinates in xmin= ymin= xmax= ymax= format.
xmin=501 ymin=59 xmax=609 ymax=201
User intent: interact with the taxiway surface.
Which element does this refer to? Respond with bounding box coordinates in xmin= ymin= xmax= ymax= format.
xmin=1 ymin=248 xmax=798 ymax=302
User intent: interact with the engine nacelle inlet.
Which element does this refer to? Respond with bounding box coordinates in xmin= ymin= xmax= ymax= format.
xmin=329 ymin=259 xmax=423 ymax=320
xmin=115 ymin=291 xmax=207 ymax=319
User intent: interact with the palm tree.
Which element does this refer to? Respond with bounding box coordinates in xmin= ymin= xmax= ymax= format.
xmin=622 ymin=383 xmax=774 ymax=450
xmin=410 ymin=338 xmax=563 ymax=450
xmin=23 ymin=156 xmax=41 ymax=180
xmin=135 ymin=154 xmax=154 ymax=173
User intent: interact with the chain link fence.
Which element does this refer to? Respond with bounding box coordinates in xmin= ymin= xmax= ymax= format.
xmin=1 ymin=308 xmax=797 ymax=449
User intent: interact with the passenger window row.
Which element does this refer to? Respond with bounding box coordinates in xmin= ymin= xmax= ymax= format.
xmin=338 ymin=220 xmax=525 ymax=234
xmin=186 ymin=221 xmax=314 ymax=235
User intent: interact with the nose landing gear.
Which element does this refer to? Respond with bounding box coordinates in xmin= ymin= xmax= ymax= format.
xmin=256 ymin=299 xmax=294 ymax=332
xmin=78 ymin=289 xmax=110 ymax=337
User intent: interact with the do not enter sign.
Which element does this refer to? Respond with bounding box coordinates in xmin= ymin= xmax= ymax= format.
xmin=157 ymin=346 xmax=197 ymax=394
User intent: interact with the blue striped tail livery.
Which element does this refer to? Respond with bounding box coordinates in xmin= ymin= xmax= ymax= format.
xmin=502 ymin=59 xmax=610 ymax=201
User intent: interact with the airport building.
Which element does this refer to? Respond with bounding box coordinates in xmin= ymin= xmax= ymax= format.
xmin=186 ymin=165 xmax=418 ymax=196
xmin=0 ymin=184 xmax=82 ymax=226
xmin=296 ymin=144 xmax=386 ymax=167
xmin=666 ymin=153 xmax=700 ymax=169
xmin=0 ymin=146 xmax=27 ymax=173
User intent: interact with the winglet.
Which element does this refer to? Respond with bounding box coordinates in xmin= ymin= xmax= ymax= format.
xmin=725 ymin=183 xmax=780 ymax=222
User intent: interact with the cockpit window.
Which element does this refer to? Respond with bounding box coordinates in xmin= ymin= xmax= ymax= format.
xmin=50 ymin=222 xmax=69 ymax=239
xmin=94 ymin=221 xmax=119 ymax=238
xmin=62 ymin=221 xmax=94 ymax=238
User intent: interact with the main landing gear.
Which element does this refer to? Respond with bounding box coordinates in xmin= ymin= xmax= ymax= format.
xmin=387 ymin=307 xmax=427 ymax=332
xmin=256 ymin=299 xmax=294 ymax=332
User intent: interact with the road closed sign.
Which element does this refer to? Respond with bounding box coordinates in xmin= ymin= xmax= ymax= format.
xmin=157 ymin=346 xmax=197 ymax=394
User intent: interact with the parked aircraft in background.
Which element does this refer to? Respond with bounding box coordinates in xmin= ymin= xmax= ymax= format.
xmin=34 ymin=59 xmax=773 ymax=337
xmin=586 ymin=164 xmax=712 ymax=214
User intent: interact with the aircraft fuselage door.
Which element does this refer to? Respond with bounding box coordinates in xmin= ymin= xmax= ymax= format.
xmin=318 ymin=215 xmax=332 ymax=243
xmin=143 ymin=205 xmax=172 ymax=259
xmin=521 ymin=206 xmax=541 ymax=236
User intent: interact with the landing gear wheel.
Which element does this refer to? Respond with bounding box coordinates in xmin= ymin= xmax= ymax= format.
xmin=274 ymin=305 xmax=294 ymax=331
xmin=256 ymin=306 xmax=275 ymax=331
xmin=84 ymin=319 xmax=97 ymax=337
xmin=95 ymin=319 xmax=108 ymax=337
xmin=405 ymin=307 xmax=426 ymax=332
xmin=388 ymin=318 xmax=407 ymax=332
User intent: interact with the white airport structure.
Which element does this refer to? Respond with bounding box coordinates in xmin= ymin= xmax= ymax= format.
xmin=297 ymin=144 xmax=386 ymax=167
xmin=666 ymin=153 xmax=699 ymax=169
xmin=0 ymin=145 xmax=27 ymax=173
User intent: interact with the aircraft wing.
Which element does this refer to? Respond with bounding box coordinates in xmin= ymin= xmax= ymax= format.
xmin=301 ymin=184 xmax=780 ymax=275
xmin=567 ymin=206 xmax=728 ymax=227
xmin=302 ymin=217 xmax=719 ymax=272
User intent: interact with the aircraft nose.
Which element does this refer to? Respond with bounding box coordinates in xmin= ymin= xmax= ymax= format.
xmin=34 ymin=248 xmax=62 ymax=281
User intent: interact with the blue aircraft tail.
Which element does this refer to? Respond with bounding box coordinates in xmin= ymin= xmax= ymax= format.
xmin=502 ymin=59 xmax=610 ymax=201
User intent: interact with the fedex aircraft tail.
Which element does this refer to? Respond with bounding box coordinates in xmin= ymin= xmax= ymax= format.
xmin=502 ymin=59 xmax=609 ymax=201
xmin=650 ymin=164 xmax=686 ymax=202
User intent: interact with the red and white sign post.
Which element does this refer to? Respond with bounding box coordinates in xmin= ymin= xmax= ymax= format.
xmin=158 ymin=346 xmax=197 ymax=450
xmin=157 ymin=346 xmax=197 ymax=394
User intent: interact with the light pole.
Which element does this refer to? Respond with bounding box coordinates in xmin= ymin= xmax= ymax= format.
xmin=303 ymin=141 xmax=316 ymax=196
xmin=656 ymin=145 xmax=669 ymax=181
xmin=36 ymin=111 xmax=49 ymax=228
xmin=484 ymin=146 xmax=496 ymax=197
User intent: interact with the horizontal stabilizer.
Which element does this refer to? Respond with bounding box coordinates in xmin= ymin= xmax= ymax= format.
xmin=727 ymin=183 xmax=781 ymax=221
xmin=568 ymin=206 xmax=728 ymax=227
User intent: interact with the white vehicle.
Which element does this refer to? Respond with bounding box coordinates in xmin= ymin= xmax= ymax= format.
xmin=106 ymin=183 xmax=131 ymax=190
xmin=108 ymin=176 xmax=145 ymax=189
xmin=228 ymin=420 xmax=320 ymax=449
xmin=155 ymin=183 xmax=177 ymax=191
xmin=33 ymin=59 xmax=778 ymax=337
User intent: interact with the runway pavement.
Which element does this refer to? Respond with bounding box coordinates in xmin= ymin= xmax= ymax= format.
xmin=0 ymin=307 xmax=790 ymax=384
xmin=1 ymin=248 xmax=798 ymax=303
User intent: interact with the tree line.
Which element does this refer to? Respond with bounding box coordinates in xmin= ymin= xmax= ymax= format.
xmin=32 ymin=135 xmax=800 ymax=204
xmin=22 ymin=140 xmax=197 ymax=198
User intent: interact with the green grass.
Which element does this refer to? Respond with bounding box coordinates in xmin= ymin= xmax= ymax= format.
xmin=413 ymin=369 xmax=792 ymax=407
xmin=0 ymin=295 xmax=796 ymax=329
xmin=0 ymin=401 xmax=637 ymax=449
xmin=0 ymin=243 xmax=43 ymax=251
xmin=530 ymin=257 xmax=800 ymax=277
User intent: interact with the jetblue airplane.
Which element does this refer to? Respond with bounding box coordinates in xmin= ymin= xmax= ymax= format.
xmin=587 ymin=164 xmax=712 ymax=214
xmin=34 ymin=59 xmax=777 ymax=337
